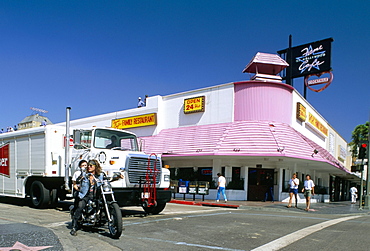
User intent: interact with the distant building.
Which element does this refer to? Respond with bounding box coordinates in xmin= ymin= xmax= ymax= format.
xmin=18 ymin=114 xmax=53 ymax=130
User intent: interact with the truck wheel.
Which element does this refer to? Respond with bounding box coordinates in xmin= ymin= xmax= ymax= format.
xmin=108 ymin=203 xmax=123 ymax=239
xmin=50 ymin=188 xmax=58 ymax=206
xmin=30 ymin=181 xmax=50 ymax=209
xmin=143 ymin=203 xmax=166 ymax=215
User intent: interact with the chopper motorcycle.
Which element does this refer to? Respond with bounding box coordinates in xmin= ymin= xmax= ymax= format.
xmin=70 ymin=173 xmax=123 ymax=239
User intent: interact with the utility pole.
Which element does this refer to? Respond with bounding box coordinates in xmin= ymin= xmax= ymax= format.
xmin=359 ymin=160 xmax=365 ymax=210
xmin=363 ymin=114 xmax=370 ymax=209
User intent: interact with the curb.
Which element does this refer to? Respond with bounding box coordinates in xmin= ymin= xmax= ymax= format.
xmin=169 ymin=199 xmax=239 ymax=209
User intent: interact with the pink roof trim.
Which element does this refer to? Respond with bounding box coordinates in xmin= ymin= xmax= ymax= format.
xmin=141 ymin=121 xmax=348 ymax=173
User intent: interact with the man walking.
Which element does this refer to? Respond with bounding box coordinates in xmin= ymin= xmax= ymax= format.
xmin=350 ymin=185 xmax=358 ymax=204
xmin=216 ymin=173 xmax=227 ymax=202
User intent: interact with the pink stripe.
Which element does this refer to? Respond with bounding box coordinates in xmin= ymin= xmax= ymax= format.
xmin=142 ymin=121 xmax=347 ymax=172
xmin=234 ymin=81 xmax=293 ymax=124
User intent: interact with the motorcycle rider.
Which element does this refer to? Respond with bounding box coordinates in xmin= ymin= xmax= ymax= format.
xmin=70 ymin=159 xmax=104 ymax=236
xmin=71 ymin=160 xmax=87 ymax=214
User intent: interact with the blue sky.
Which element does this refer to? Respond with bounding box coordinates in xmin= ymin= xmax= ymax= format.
xmin=0 ymin=1 xmax=369 ymax=141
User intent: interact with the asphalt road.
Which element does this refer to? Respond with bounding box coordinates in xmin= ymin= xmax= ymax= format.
xmin=0 ymin=198 xmax=369 ymax=251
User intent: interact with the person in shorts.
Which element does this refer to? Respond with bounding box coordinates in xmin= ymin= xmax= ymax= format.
xmin=287 ymin=173 xmax=299 ymax=208
xmin=302 ymin=174 xmax=315 ymax=211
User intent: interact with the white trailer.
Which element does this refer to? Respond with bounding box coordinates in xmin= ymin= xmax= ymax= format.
xmin=0 ymin=125 xmax=171 ymax=214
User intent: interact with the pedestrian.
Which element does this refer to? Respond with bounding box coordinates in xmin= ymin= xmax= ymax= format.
xmin=302 ymin=174 xmax=315 ymax=211
xmin=137 ymin=97 xmax=145 ymax=107
xmin=263 ymin=173 xmax=274 ymax=202
xmin=287 ymin=173 xmax=299 ymax=208
xmin=350 ymin=185 xmax=358 ymax=204
xmin=216 ymin=173 xmax=227 ymax=202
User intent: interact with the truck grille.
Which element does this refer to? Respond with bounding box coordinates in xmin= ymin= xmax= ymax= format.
xmin=127 ymin=157 xmax=161 ymax=184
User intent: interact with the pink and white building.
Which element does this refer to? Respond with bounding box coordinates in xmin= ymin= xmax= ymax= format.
xmin=67 ymin=53 xmax=355 ymax=202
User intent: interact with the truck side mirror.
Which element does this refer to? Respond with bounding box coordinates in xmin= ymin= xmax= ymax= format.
xmin=139 ymin=138 xmax=144 ymax=152
xmin=73 ymin=130 xmax=81 ymax=145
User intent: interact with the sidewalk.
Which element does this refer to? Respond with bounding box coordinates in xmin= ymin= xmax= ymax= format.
xmin=169 ymin=199 xmax=370 ymax=215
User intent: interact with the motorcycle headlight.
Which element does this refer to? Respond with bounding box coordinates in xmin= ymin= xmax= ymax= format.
xmin=103 ymin=180 xmax=112 ymax=192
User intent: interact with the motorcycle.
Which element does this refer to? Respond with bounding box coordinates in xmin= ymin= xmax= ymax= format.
xmin=70 ymin=173 xmax=123 ymax=239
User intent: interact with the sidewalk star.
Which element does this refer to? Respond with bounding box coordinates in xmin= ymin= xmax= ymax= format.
xmin=0 ymin=241 xmax=52 ymax=251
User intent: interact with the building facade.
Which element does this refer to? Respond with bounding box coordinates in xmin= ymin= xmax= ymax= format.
xmin=65 ymin=53 xmax=356 ymax=202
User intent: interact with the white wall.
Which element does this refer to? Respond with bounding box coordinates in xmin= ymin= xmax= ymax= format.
xmin=161 ymin=83 xmax=234 ymax=129
xmin=57 ymin=83 xmax=234 ymax=138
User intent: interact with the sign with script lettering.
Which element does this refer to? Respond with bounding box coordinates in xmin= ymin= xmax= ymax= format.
xmin=112 ymin=113 xmax=157 ymax=129
xmin=290 ymin=38 xmax=333 ymax=78
xmin=0 ymin=143 xmax=10 ymax=177
xmin=184 ymin=96 xmax=205 ymax=114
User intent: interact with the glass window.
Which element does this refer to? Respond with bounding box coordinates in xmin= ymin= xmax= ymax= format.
xmin=74 ymin=130 xmax=92 ymax=149
xmin=94 ymin=129 xmax=138 ymax=151
xmin=232 ymin=167 xmax=241 ymax=181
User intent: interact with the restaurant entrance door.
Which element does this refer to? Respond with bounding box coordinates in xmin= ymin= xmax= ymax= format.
xmin=248 ymin=168 xmax=275 ymax=201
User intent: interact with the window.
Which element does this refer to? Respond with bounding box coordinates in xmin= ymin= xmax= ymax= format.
xmin=74 ymin=130 xmax=92 ymax=149
xmin=94 ymin=129 xmax=138 ymax=151
xmin=198 ymin=168 xmax=213 ymax=182
xmin=232 ymin=167 xmax=241 ymax=181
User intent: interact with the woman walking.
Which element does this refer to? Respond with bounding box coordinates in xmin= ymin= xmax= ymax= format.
xmin=287 ymin=173 xmax=299 ymax=208
xmin=302 ymin=174 xmax=315 ymax=211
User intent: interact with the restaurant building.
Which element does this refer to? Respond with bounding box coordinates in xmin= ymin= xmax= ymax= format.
xmin=67 ymin=53 xmax=356 ymax=202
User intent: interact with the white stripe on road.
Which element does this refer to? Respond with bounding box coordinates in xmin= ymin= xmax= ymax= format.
xmin=42 ymin=221 xmax=69 ymax=228
xmin=126 ymin=235 xmax=245 ymax=251
xmin=124 ymin=211 xmax=231 ymax=226
xmin=251 ymin=215 xmax=362 ymax=251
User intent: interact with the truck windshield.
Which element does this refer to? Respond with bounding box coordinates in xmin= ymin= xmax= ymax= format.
xmin=94 ymin=129 xmax=138 ymax=151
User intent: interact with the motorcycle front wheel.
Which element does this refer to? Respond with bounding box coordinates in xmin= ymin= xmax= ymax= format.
xmin=108 ymin=202 xmax=123 ymax=239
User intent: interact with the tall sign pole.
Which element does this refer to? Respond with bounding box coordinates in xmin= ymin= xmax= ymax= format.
xmin=285 ymin=35 xmax=293 ymax=87
xmin=359 ymin=164 xmax=364 ymax=210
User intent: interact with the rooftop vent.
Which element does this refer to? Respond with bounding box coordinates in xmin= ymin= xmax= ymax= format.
xmin=242 ymin=52 xmax=289 ymax=82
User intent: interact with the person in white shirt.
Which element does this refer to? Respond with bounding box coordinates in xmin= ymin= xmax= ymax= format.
xmin=301 ymin=174 xmax=315 ymax=211
xmin=216 ymin=173 xmax=227 ymax=202
xmin=350 ymin=186 xmax=358 ymax=204
xmin=71 ymin=160 xmax=87 ymax=213
xmin=287 ymin=173 xmax=299 ymax=208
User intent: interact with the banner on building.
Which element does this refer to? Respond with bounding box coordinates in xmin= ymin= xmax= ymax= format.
xmin=296 ymin=102 xmax=307 ymax=122
xmin=184 ymin=96 xmax=205 ymax=114
xmin=308 ymin=113 xmax=328 ymax=136
xmin=112 ymin=113 xmax=157 ymax=129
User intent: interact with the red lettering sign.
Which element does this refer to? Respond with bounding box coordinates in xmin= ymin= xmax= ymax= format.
xmin=0 ymin=143 xmax=10 ymax=177
xmin=184 ymin=96 xmax=205 ymax=114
